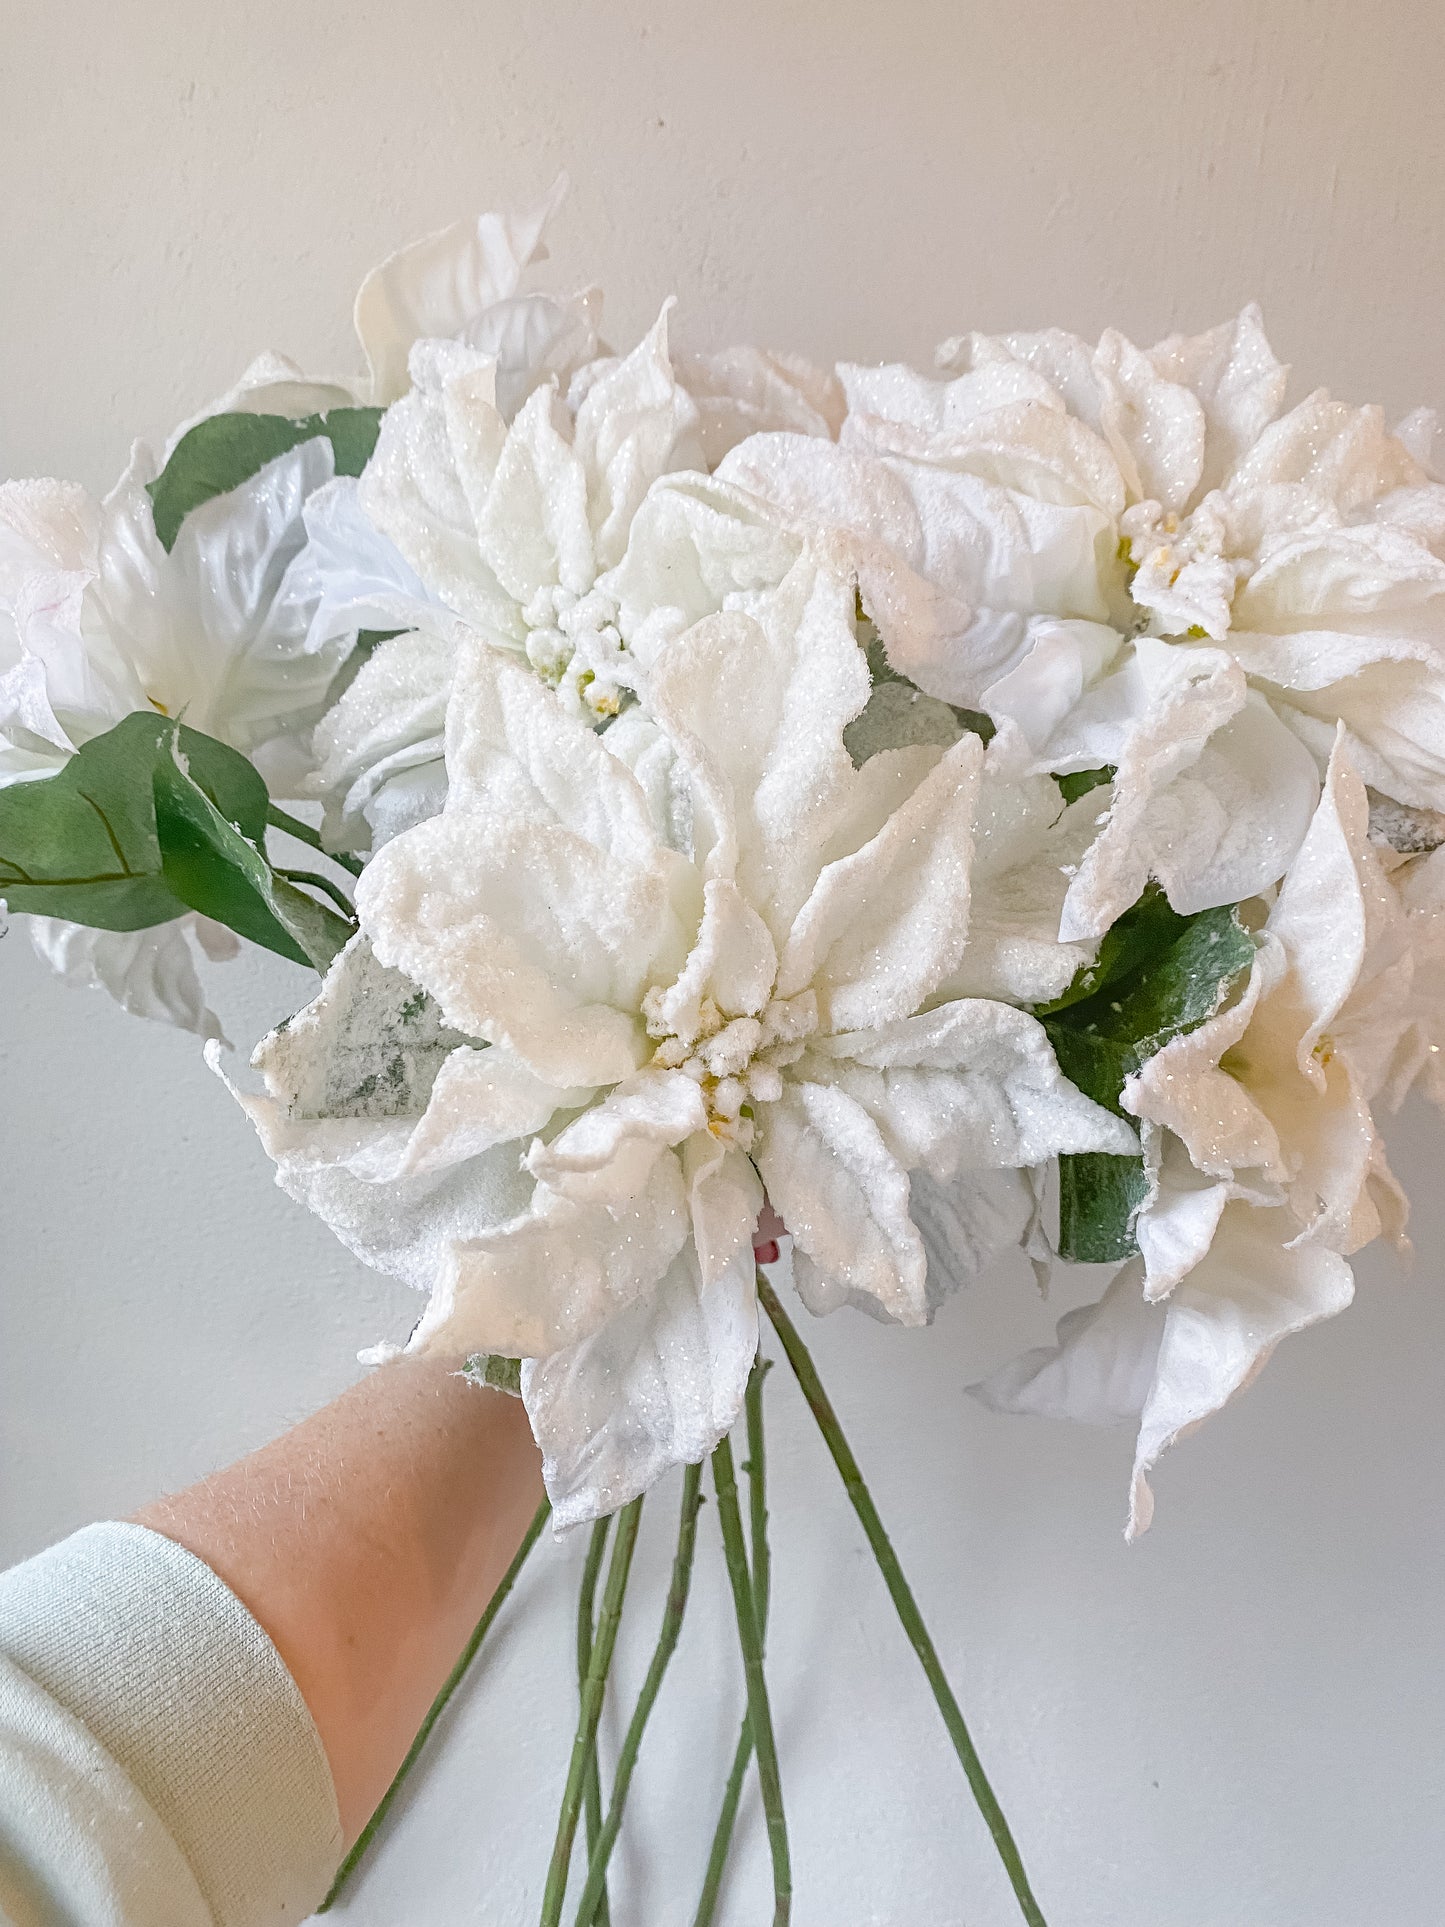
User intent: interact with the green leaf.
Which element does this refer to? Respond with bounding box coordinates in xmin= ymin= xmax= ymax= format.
xmin=153 ymin=749 xmax=352 ymax=970
xmin=0 ymin=714 xmax=190 ymax=929
xmin=1036 ymin=886 xmax=1256 ymax=1262
xmin=1057 ymin=1154 xmax=1151 ymax=1265
xmin=1056 ymin=765 xmax=1115 ymax=807
xmin=0 ymin=711 xmax=352 ymax=971
xmin=147 ymin=407 xmax=384 ymax=551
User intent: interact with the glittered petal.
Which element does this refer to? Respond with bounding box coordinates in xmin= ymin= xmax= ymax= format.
xmin=678 ymin=346 xmax=843 ymax=466
xmin=681 ymin=1136 xmax=764 ymax=1288
xmin=525 ymin=1071 xmax=709 ymax=1205
xmin=815 ymin=997 xmax=1138 ymax=1174
xmin=1231 ymin=391 xmax=1420 ymax=514
xmin=358 ymin=342 xmax=517 ymax=636
xmin=1122 ymin=938 xmax=1286 ymax=1180
xmin=941 ymin=774 xmax=1103 ymax=1005
xmin=311 ymin=628 xmax=453 ymax=852
xmin=1145 ymin=305 xmax=1288 ymax=496
xmin=755 ymin=1080 xmax=928 ymax=1326
xmin=776 ymin=732 xmax=982 ymax=1028
xmin=358 ymin=815 xmax=680 ymax=1088
xmin=1092 ymin=327 xmax=1206 ymax=513
xmin=645 ymin=558 xmax=871 ymax=930
xmin=648 ymin=878 xmax=778 ymax=1041
xmin=213 ymin=1027 xmax=535 ymax=1301
xmin=1128 ymin=1203 xmax=1355 ymax=1536
xmin=1125 ymin=691 xmax=1321 ymax=916
xmin=412 ymin=1150 xmax=691 ymax=1358
xmin=600 ymin=470 xmax=801 ymax=664
xmin=522 ymin=1244 xmax=757 ymax=1529
xmin=442 ymin=637 xmax=666 ymax=858
xmin=573 ymin=303 xmax=704 ymax=571
xmin=1057 ymin=637 xmax=1248 ymax=942
xmin=473 ymin=383 xmax=592 ymax=604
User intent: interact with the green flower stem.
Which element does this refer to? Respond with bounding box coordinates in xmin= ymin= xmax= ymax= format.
xmin=711 ymin=1433 xmax=791 ymax=1926
xmin=746 ymin=1357 xmax=773 ymax=1628
xmin=317 ymin=1495 xmax=550 ymax=1912
xmin=693 ymin=1357 xmax=773 ymax=1927
xmin=693 ymin=1712 xmax=754 ymax=1927
xmin=573 ymin=1465 xmax=705 ymax=1927
xmin=576 ymin=1517 xmax=613 ymax=1927
xmin=265 ymin=801 xmax=364 ymax=876
xmin=541 ymin=1498 xmax=644 ymax=1927
xmin=756 ymin=1271 xmax=1048 ymax=1927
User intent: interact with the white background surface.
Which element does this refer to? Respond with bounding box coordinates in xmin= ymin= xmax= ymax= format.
xmin=4 ymin=4 xmax=1445 ymax=1922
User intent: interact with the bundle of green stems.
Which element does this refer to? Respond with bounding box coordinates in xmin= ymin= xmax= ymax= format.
xmin=320 ymin=1273 xmax=1048 ymax=1927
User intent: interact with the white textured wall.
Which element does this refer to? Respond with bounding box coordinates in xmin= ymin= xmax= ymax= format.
xmin=4 ymin=4 xmax=1445 ymax=1922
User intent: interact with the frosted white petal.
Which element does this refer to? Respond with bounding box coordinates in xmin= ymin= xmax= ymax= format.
xmin=1126 ymin=691 xmax=1321 ymax=916
xmin=815 ymin=997 xmax=1137 ymax=1175
xmin=412 ymin=1150 xmax=690 ymax=1358
xmin=525 ymin=1071 xmax=709 ymax=1204
xmin=1058 ymin=637 xmax=1247 ymax=940
xmin=755 ymin=1081 xmax=928 ymax=1325
xmin=777 ymin=732 xmax=982 ymax=1027
xmin=573 ymin=304 xmax=704 ymax=571
xmin=522 ymin=1245 xmax=756 ymax=1528
xmin=311 ymin=628 xmax=453 ymax=851
xmin=678 ymin=346 xmax=843 ymax=467
xmin=359 ymin=815 xmax=681 ymax=1088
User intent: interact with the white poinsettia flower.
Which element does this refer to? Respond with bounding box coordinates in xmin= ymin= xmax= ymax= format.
xmin=948 ymin=313 xmax=1445 ymax=806
xmin=715 ymin=366 xmax=1317 ymax=938
xmin=231 ymin=558 xmax=1132 ymax=1525
xmin=295 ymin=305 xmax=709 ymax=857
xmin=722 ymin=309 xmax=1445 ymax=936
xmin=0 ymin=441 xmax=346 ymax=1034
xmin=973 ymin=732 xmax=1412 ymax=1533
xmin=0 ymin=438 xmax=346 ymax=781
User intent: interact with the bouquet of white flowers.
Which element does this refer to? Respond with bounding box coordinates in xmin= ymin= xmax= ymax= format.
xmin=6 ymin=184 xmax=1444 ymax=1923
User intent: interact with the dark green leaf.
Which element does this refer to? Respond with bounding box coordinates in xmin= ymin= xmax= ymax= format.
xmin=153 ymin=750 xmax=352 ymax=971
xmin=1056 ymin=765 xmax=1115 ymax=807
xmin=0 ymin=711 xmax=352 ymax=970
xmin=1035 ymin=884 xmax=1201 ymax=1019
xmin=1036 ymin=886 xmax=1256 ymax=1262
xmin=147 ymin=407 xmax=384 ymax=550
xmin=1057 ymin=1154 xmax=1151 ymax=1264
xmin=0 ymin=713 xmax=189 ymax=929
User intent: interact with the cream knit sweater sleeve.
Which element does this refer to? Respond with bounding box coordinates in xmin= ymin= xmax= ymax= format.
xmin=0 ymin=1522 xmax=343 ymax=1926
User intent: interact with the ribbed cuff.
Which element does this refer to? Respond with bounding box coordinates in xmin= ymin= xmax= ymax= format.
xmin=0 ymin=1521 xmax=342 ymax=1926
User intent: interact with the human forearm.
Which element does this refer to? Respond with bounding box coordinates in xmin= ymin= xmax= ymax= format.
xmin=136 ymin=1354 xmax=543 ymax=1842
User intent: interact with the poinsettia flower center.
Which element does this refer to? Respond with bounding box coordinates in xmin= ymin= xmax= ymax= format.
xmin=521 ymin=583 xmax=627 ymax=719
xmin=641 ymin=986 xmax=819 ymax=1150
